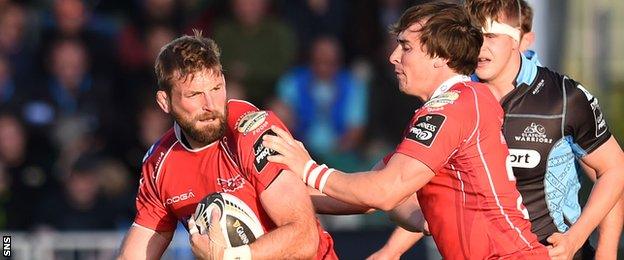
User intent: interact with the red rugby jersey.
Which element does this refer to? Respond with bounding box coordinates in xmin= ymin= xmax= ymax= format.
xmin=386 ymin=76 xmax=548 ymax=259
xmin=134 ymin=99 xmax=336 ymax=259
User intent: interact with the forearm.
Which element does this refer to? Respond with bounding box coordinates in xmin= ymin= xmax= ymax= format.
xmin=378 ymin=227 xmax=424 ymax=258
xmin=118 ymin=225 xmax=172 ymax=260
xmin=323 ymin=170 xmax=410 ymax=211
xmin=595 ymin=194 xmax=624 ymax=259
xmin=249 ymin=220 xmax=318 ymax=260
xmin=567 ymin=168 xmax=624 ymax=250
xmin=310 ymin=187 xmax=375 ymax=215
xmin=387 ymin=193 xmax=426 ymax=232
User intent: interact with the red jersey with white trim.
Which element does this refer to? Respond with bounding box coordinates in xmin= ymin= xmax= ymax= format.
xmin=224 ymin=99 xmax=337 ymax=260
xmin=387 ymin=77 xmax=548 ymax=259
xmin=134 ymin=99 xmax=336 ymax=260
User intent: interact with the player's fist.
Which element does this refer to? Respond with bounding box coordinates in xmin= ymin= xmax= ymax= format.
xmin=188 ymin=208 xmax=226 ymax=260
xmin=547 ymin=232 xmax=578 ymax=260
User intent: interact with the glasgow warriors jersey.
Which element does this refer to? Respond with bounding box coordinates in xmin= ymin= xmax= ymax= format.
xmin=499 ymin=53 xmax=611 ymax=242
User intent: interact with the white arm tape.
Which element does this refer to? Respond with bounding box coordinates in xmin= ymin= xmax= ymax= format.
xmin=318 ymin=168 xmax=334 ymax=194
xmin=302 ymin=160 xmax=315 ymax=182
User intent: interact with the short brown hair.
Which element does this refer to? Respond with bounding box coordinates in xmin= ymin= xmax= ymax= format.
xmin=154 ymin=30 xmax=222 ymax=94
xmin=465 ymin=0 xmax=533 ymax=35
xmin=391 ymin=2 xmax=483 ymax=75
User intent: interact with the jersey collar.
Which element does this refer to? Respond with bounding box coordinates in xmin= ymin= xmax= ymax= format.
xmin=174 ymin=122 xmax=219 ymax=152
xmin=513 ymin=50 xmax=540 ymax=88
xmin=430 ymin=74 xmax=471 ymax=99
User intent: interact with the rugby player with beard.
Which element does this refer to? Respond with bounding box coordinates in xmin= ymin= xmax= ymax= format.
xmin=118 ymin=31 xmax=339 ymax=260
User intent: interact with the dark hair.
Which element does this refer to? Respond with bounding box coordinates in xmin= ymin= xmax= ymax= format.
xmin=391 ymin=2 xmax=483 ymax=75
xmin=154 ymin=30 xmax=222 ymax=94
xmin=465 ymin=0 xmax=533 ymax=35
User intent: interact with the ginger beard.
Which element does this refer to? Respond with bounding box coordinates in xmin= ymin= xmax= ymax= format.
xmin=172 ymin=105 xmax=228 ymax=146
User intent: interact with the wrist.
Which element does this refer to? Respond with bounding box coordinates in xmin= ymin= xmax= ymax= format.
xmin=302 ymin=159 xmax=335 ymax=193
xmin=564 ymin=229 xmax=586 ymax=252
xmin=223 ymin=245 xmax=251 ymax=260
xmin=378 ymin=246 xmax=403 ymax=259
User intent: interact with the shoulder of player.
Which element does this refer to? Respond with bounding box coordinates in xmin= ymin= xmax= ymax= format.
xmin=533 ymin=66 xmax=585 ymax=94
xmin=423 ymin=82 xmax=482 ymax=111
xmin=141 ymin=128 xmax=177 ymax=170
xmin=230 ymin=110 xmax=284 ymax=146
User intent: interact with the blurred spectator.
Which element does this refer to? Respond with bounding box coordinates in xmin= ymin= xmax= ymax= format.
xmin=279 ymin=0 xmax=347 ymax=62
xmin=0 ymin=162 xmax=8 ymax=229
xmin=95 ymin=159 xmax=135 ymax=228
xmin=0 ymin=112 xmax=57 ymax=231
xmin=119 ymin=101 xmax=171 ymax=174
xmin=214 ymin=0 xmax=296 ymax=106
xmin=275 ymin=36 xmax=367 ymax=170
xmin=38 ymin=0 xmax=116 ymax=76
xmin=0 ymin=2 xmax=36 ymax=84
xmin=179 ymin=0 xmax=229 ymax=36
xmin=0 ymin=55 xmax=26 ymax=111
xmin=113 ymin=25 xmax=174 ymax=155
xmin=23 ymin=38 xmax=112 ymax=135
xmin=36 ymin=155 xmax=115 ymax=231
xmin=345 ymin=0 xmax=412 ymax=62
xmin=117 ymin=0 xmax=182 ymax=72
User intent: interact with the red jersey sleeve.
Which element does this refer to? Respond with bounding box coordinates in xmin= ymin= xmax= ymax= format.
xmin=133 ymin=140 xmax=178 ymax=232
xmin=235 ymin=111 xmax=291 ymax=193
xmin=394 ymin=89 xmax=477 ymax=172
xmin=226 ymin=100 xmax=290 ymax=194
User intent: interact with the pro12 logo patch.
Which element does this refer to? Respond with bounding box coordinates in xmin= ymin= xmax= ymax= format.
xmin=253 ymin=129 xmax=279 ymax=172
xmin=407 ymin=114 xmax=445 ymax=147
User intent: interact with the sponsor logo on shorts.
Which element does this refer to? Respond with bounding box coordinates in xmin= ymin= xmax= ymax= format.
xmin=407 ymin=114 xmax=445 ymax=147
xmin=508 ymin=149 xmax=541 ymax=168
xmin=514 ymin=123 xmax=552 ymax=144
xmin=217 ymin=175 xmax=245 ymax=192
xmin=237 ymin=111 xmax=268 ymax=135
xmin=253 ymin=129 xmax=279 ymax=172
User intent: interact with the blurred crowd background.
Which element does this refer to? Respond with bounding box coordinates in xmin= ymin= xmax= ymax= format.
xmin=0 ymin=0 xmax=623 ymax=258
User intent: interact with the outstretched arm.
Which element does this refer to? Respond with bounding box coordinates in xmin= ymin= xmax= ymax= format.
xmin=310 ymin=160 xmax=385 ymax=215
xmin=263 ymin=126 xmax=434 ymax=211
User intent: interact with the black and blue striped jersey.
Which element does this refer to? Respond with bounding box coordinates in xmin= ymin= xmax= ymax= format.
xmin=495 ymin=52 xmax=611 ymax=244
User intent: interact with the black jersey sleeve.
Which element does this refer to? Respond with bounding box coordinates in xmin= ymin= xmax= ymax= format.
xmin=564 ymin=78 xmax=611 ymax=155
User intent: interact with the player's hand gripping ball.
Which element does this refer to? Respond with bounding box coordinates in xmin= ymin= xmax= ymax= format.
xmin=193 ymin=192 xmax=265 ymax=247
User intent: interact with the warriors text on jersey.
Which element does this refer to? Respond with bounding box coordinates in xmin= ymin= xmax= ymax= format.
xmin=134 ymin=99 xmax=337 ymax=259
xmin=500 ymin=53 xmax=611 ymax=243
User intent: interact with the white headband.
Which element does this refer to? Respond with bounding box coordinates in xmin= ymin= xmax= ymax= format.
xmin=481 ymin=18 xmax=521 ymax=41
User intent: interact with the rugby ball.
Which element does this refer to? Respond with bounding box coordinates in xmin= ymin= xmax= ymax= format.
xmin=193 ymin=192 xmax=265 ymax=247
